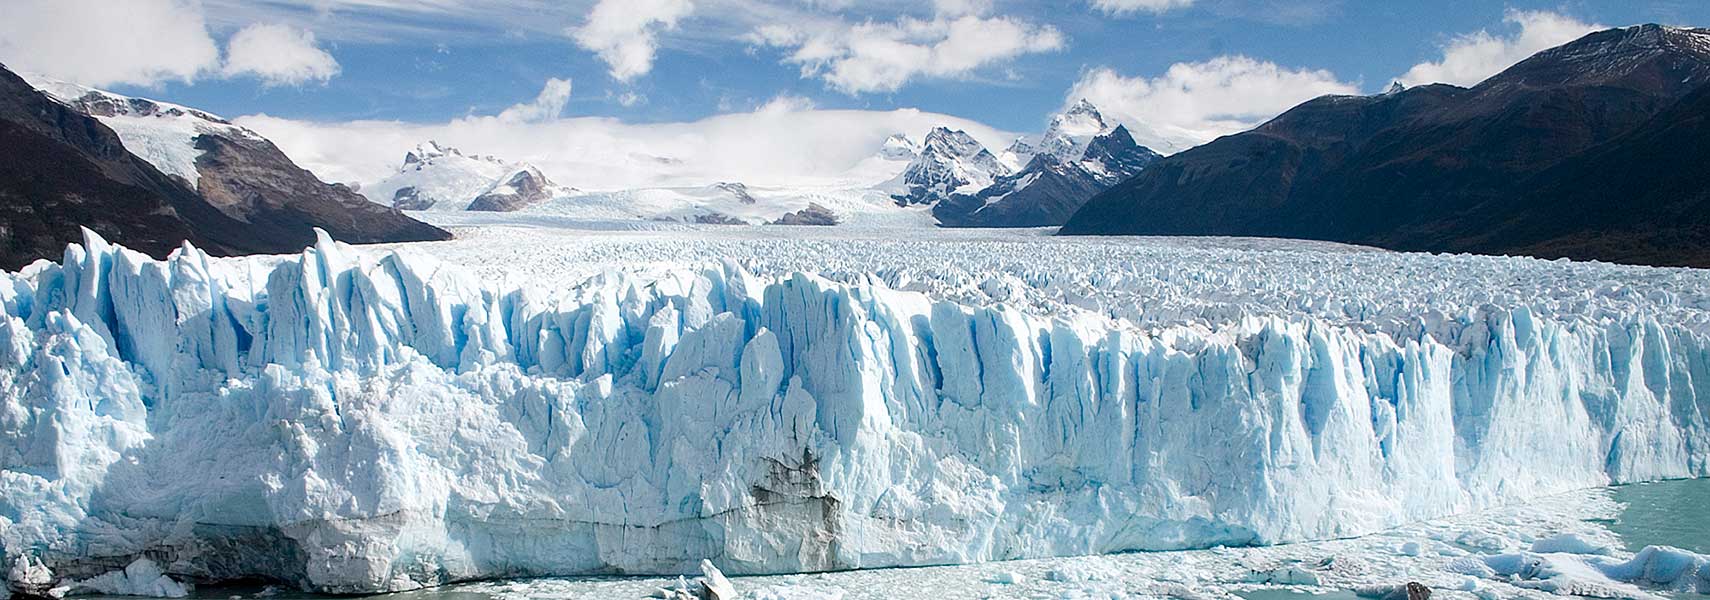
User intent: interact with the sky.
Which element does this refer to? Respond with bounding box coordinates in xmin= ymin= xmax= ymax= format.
xmin=3 ymin=0 xmax=1707 ymax=189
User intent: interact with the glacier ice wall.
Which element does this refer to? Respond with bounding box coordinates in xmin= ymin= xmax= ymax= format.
xmin=1 ymin=230 xmax=1707 ymax=594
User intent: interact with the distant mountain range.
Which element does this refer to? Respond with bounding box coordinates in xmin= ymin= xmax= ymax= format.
xmin=9 ymin=24 xmax=1709 ymax=268
xmin=0 ymin=64 xmax=447 ymax=270
xmin=1061 ymin=24 xmax=1710 ymax=268
xmin=354 ymin=100 xmax=1154 ymax=229
xmin=885 ymin=100 xmax=1161 ymax=228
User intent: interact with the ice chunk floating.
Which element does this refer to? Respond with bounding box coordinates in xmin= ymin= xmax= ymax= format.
xmin=0 ymin=229 xmax=1707 ymax=595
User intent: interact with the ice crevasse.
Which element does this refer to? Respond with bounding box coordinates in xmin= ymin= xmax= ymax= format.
xmin=0 ymin=229 xmax=1707 ymax=595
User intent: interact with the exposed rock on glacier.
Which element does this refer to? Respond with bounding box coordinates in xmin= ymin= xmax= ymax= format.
xmin=1 ymin=229 xmax=1707 ymax=595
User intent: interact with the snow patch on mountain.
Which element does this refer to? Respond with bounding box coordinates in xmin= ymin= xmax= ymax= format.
xmin=24 ymin=75 xmax=259 ymax=191
xmin=0 ymin=228 xmax=1706 ymax=595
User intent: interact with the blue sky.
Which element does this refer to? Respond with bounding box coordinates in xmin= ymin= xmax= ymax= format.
xmin=4 ymin=0 xmax=1707 ymax=188
xmin=34 ymin=0 xmax=1705 ymax=131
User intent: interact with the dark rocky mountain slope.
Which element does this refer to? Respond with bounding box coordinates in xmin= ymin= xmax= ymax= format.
xmin=0 ymin=64 xmax=448 ymax=270
xmin=1060 ymin=25 xmax=1710 ymax=267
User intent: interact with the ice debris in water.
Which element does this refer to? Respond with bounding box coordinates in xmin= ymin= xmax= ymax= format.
xmin=0 ymin=228 xmax=1706 ymax=595
xmin=1474 ymin=545 xmax=1710 ymax=597
xmin=66 ymin=559 xmax=189 ymax=599
xmin=651 ymin=560 xmax=735 ymax=600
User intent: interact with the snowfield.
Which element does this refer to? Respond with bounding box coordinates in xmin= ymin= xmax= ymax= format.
xmin=1 ymin=224 xmax=1707 ymax=597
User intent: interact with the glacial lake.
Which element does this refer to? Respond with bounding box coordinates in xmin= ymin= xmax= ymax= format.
xmin=1609 ymin=478 xmax=1710 ymax=555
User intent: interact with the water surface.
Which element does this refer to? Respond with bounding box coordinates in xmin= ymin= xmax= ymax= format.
xmin=1609 ymin=477 xmax=1710 ymax=554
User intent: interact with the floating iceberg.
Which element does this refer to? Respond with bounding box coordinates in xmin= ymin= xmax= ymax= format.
xmin=0 ymin=229 xmax=1706 ymax=595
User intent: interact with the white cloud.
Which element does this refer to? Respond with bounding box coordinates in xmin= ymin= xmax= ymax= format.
xmin=497 ymin=78 xmax=573 ymax=122
xmin=571 ymin=0 xmax=695 ymax=81
xmin=933 ymin=0 xmax=993 ymax=18
xmin=0 ymin=0 xmax=221 ymax=87
xmin=222 ymin=24 xmax=342 ymax=86
xmin=236 ymin=104 xmax=1013 ymax=191
xmin=1398 ymin=10 xmax=1601 ymax=87
xmin=1090 ymin=0 xmax=1195 ymax=15
xmin=756 ymin=94 xmax=818 ymax=112
xmin=1068 ymin=56 xmax=1359 ymax=153
xmin=754 ymin=12 xmax=1064 ymax=94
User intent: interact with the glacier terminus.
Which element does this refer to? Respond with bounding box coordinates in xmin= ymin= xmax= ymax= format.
xmin=0 ymin=227 xmax=1706 ymax=596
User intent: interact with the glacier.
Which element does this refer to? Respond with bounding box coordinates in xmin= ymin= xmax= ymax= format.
xmin=1 ymin=228 xmax=1708 ymax=595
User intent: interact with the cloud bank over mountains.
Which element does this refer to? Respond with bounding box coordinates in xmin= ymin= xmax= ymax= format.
xmin=240 ymin=82 xmax=1014 ymax=190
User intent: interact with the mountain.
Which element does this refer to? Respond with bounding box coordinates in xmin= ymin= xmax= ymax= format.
xmin=888 ymin=127 xmax=1011 ymax=206
xmin=1468 ymin=79 xmax=1710 ymax=266
xmin=466 ymin=165 xmax=559 ymax=212
xmin=365 ymin=142 xmax=572 ymax=211
xmin=1021 ymin=99 xmax=1112 ymax=165
xmin=1061 ymin=25 xmax=1710 ymax=267
xmin=0 ymin=67 xmax=239 ymax=269
xmin=876 ymin=133 xmax=920 ymax=161
xmin=0 ymin=65 xmax=447 ymax=270
xmin=935 ymin=105 xmax=1160 ymax=228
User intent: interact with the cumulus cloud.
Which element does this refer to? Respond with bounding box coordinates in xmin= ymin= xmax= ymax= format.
xmin=571 ymin=0 xmax=695 ymax=81
xmin=1068 ymin=56 xmax=1359 ymax=153
xmin=236 ymin=101 xmax=1013 ymax=190
xmin=1398 ymin=10 xmax=1601 ymax=87
xmin=497 ymin=78 xmax=573 ymax=122
xmin=0 ymin=1 xmax=347 ymax=88
xmin=1090 ymin=0 xmax=1196 ymax=15
xmin=222 ymin=24 xmax=342 ymax=86
xmin=752 ymin=10 xmax=1064 ymax=94
xmin=0 ymin=0 xmax=221 ymax=87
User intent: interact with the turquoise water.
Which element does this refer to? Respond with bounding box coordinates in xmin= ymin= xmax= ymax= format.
xmin=1609 ymin=477 xmax=1710 ymax=554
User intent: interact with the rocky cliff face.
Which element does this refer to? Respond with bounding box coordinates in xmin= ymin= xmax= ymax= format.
xmin=192 ymin=131 xmax=451 ymax=247
xmin=467 ymin=166 xmax=557 ymax=212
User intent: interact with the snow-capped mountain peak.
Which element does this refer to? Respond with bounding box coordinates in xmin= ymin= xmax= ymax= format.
xmin=1055 ymin=99 xmax=1107 ymax=133
xmin=1029 ymin=99 xmax=1112 ymax=164
xmin=877 ymin=133 xmax=920 ymax=161
xmin=933 ymin=122 xmax=1159 ymax=227
xmin=889 ymin=127 xmax=1011 ymax=206
xmin=917 ymin=127 xmax=1005 ymax=166
xmin=367 ymin=142 xmax=566 ymax=211
xmin=404 ymin=140 xmax=461 ymax=166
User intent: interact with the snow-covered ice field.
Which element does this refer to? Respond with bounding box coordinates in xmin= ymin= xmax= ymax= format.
xmin=391 ymin=220 xmax=1710 ymax=334
xmin=3 ymin=222 xmax=1708 ymax=598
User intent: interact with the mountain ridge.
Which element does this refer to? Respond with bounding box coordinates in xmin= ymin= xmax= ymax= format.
xmin=1060 ymin=24 xmax=1710 ymax=267
xmin=0 ymin=64 xmax=448 ymax=269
